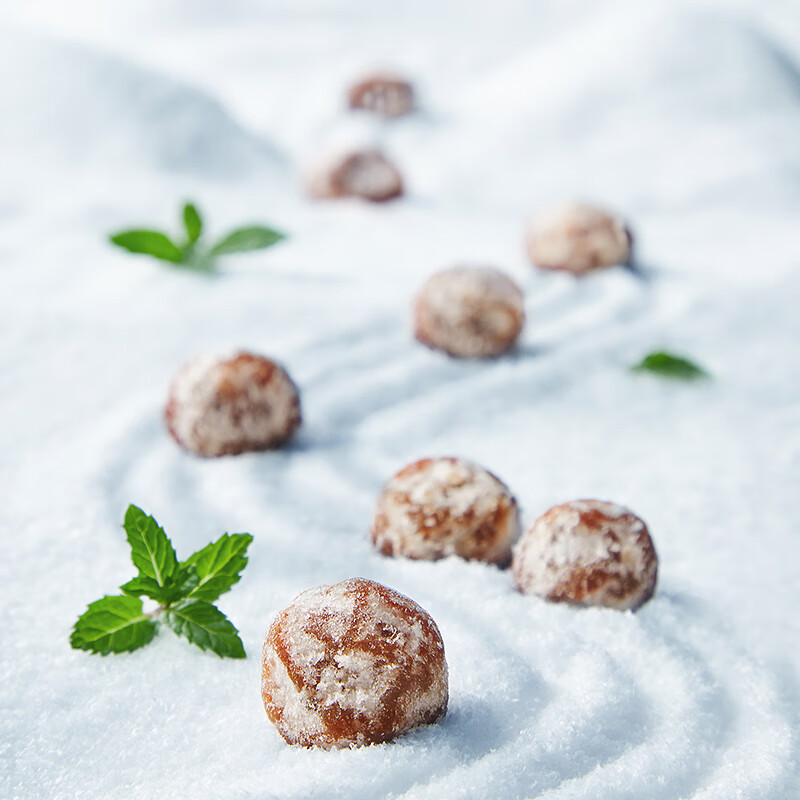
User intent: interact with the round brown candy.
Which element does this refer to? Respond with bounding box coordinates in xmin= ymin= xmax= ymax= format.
xmin=347 ymin=72 xmax=415 ymax=117
xmin=525 ymin=203 xmax=632 ymax=274
xmin=305 ymin=149 xmax=403 ymax=203
xmin=165 ymin=351 xmax=301 ymax=457
xmin=261 ymin=578 xmax=448 ymax=749
xmin=512 ymin=500 xmax=658 ymax=610
xmin=413 ymin=266 xmax=525 ymax=358
xmin=371 ymin=457 xmax=521 ymax=565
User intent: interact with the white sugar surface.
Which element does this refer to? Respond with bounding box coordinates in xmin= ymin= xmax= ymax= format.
xmin=1 ymin=1 xmax=799 ymax=798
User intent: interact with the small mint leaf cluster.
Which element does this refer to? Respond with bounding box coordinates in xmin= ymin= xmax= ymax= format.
xmin=631 ymin=350 xmax=710 ymax=380
xmin=109 ymin=202 xmax=285 ymax=273
xmin=70 ymin=505 xmax=252 ymax=658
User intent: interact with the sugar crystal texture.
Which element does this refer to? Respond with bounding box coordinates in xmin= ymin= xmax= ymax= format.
xmin=261 ymin=578 xmax=448 ymax=748
xmin=372 ymin=457 xmax=520 ymax=564
xmin=2 ymin=3 xmax=800 ymax=799
xmin=513 ymin=499 xmax=658 ymax=610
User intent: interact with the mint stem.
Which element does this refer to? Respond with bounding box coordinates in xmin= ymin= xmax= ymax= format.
xmin=147 ymin=605 xmax=168 ymax=620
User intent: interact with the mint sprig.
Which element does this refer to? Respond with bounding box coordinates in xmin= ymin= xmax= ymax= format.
xmin=71 ymin=505 xmax=252 ymax=658
xmin=631 ymin=351 xmax=710 ymax=380
xmin=109 ymin=202 xmax=285 ymax=273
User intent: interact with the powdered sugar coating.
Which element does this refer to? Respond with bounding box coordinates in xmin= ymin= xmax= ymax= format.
xmin=347 ymin=72 xmax=415 ymax=117
xmin=512 ymin=499 xmax=658 ymax=610
xmin=305 ymin=149 xmax=403 ymax=202
xmin=372 ymin=457 xmax=521 ymax=565
xmin=414 ymin=266 xmax=525 ymax=358
xmin=165 ymin=351 xmax=301 ymax=457
xmin=261 ymin=578 xmax=448 ymax=748
xmin=525 ymin=203 xmax=631 ymax=274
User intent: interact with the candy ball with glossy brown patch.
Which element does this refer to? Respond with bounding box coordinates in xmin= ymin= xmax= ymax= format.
xmin=347 ymin=72 xmax=415 ymax=117
xmin=525 ymin=203 xmax=632 ymax=274
xmin=512 ymin=500 xmax=657 ymax=610
xmin=372 ymin=457 xmax=520 ymax=565
xmin=305 ymin=149 xmax=403 ymax=202
xmin=413 ymin=266 xmax=525 ymax=358
xmin=261 ymin=578 xmax=448 ymax=748
xmin=165 ymin=351 xmax=301 ymax=457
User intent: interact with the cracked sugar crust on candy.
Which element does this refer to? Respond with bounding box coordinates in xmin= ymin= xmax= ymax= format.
xmin=304 ymin=149 xmax=404 ymax=202
xmin=512 ymin=500 xmax=658 ymax=610
xmin=261 ymin=578 xmax=448 ymax=749
xmin=347 ymin=72 xmax=415 ymax=117
xmin=165 ymin=351 xmax=301 ymax=457
xmin=372 ymin=457 xmax=521 ymax=565
xmin=413 ymin=266 xmax=525 ymax=358
xmin=525 ymin=203 xmax=632 ymax=274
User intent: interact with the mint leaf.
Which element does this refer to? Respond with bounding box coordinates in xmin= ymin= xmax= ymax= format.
xmin=209 ymin=225 xmax=285 ymax=257
xmin=120 ymin=564 xmax=199 ymax=604
xmin=164 ymin=599 xmax=246 ymax=658
xmin=70 ymin=595 xmax=157 ymax=655
xmin=631 ymin=351 xmax=710 ymax=380
xmin=183 ymin=203 xmax=202 ymax=244
xmin=110 ymin=230 xmax=184 ymax=263
xmin=181 ymin=533 xmax=253 ymax=602
xmin=162 ymin=563 xmax=200 ymax=603
xmin=123 ymin=505 xmax=177 ymax=588
xmin=120 ymin=575 xmax=165 ymax=601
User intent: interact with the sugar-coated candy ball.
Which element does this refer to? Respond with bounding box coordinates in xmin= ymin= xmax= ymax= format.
xmin=372 ymin=457 xmax=521 ymax=565
xmin=512 ymin=500 xmax=658 ymax=610
xmin=305 ymin=149 xmax=404 ymax=202
xmin=347 ymin=72 xmax=415 ymax=117
xmin=413 ymin=266 xmax=525 ymax=358
xmin=165 ymin=351 xmax=301 ymax=457
xmin=525 ymin=203 xmax=632 ymax=274
xmin=261 ymin=578 xmax=448 ymax=748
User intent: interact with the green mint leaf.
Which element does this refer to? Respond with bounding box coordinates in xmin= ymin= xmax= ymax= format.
xmin=631 ymin=351 xmax=710 ymax=380
xmin=162 ymin=563 xmax=200 ymax=603
xmin=119 ymin=564 xmax=199 ymax=604
xmin=123 ymin=505 xmax=178 ymax=588
xmin=181 ymin=533 xmax=253 ymax=602
xmin=109 ymin=230 xmax=184 ymax=263
xmin=209 ymin=225 xmax=285 ymax=257
xmin=70 ymin=595 xmax=157 ymax=655
xmin=120 ymin=575 xmax=166 ymax=601
xmin=164 ymin=599 xmax=246 ymax=658
xmin=183 ymin=203 xmax=202 ymax=244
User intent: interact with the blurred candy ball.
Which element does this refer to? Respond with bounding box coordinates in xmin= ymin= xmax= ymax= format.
xmin=305 ymin=149 xmax=404 ymax=202
xmin=165 ymin=351 xmax=301 ymax=457
xmin=347 ymin=72 xmax=415 ymax=117
xmin=525 ymin=203 xmax=632 ymax=274
xmin=414 ymin=266 xmax=525 ymax=358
